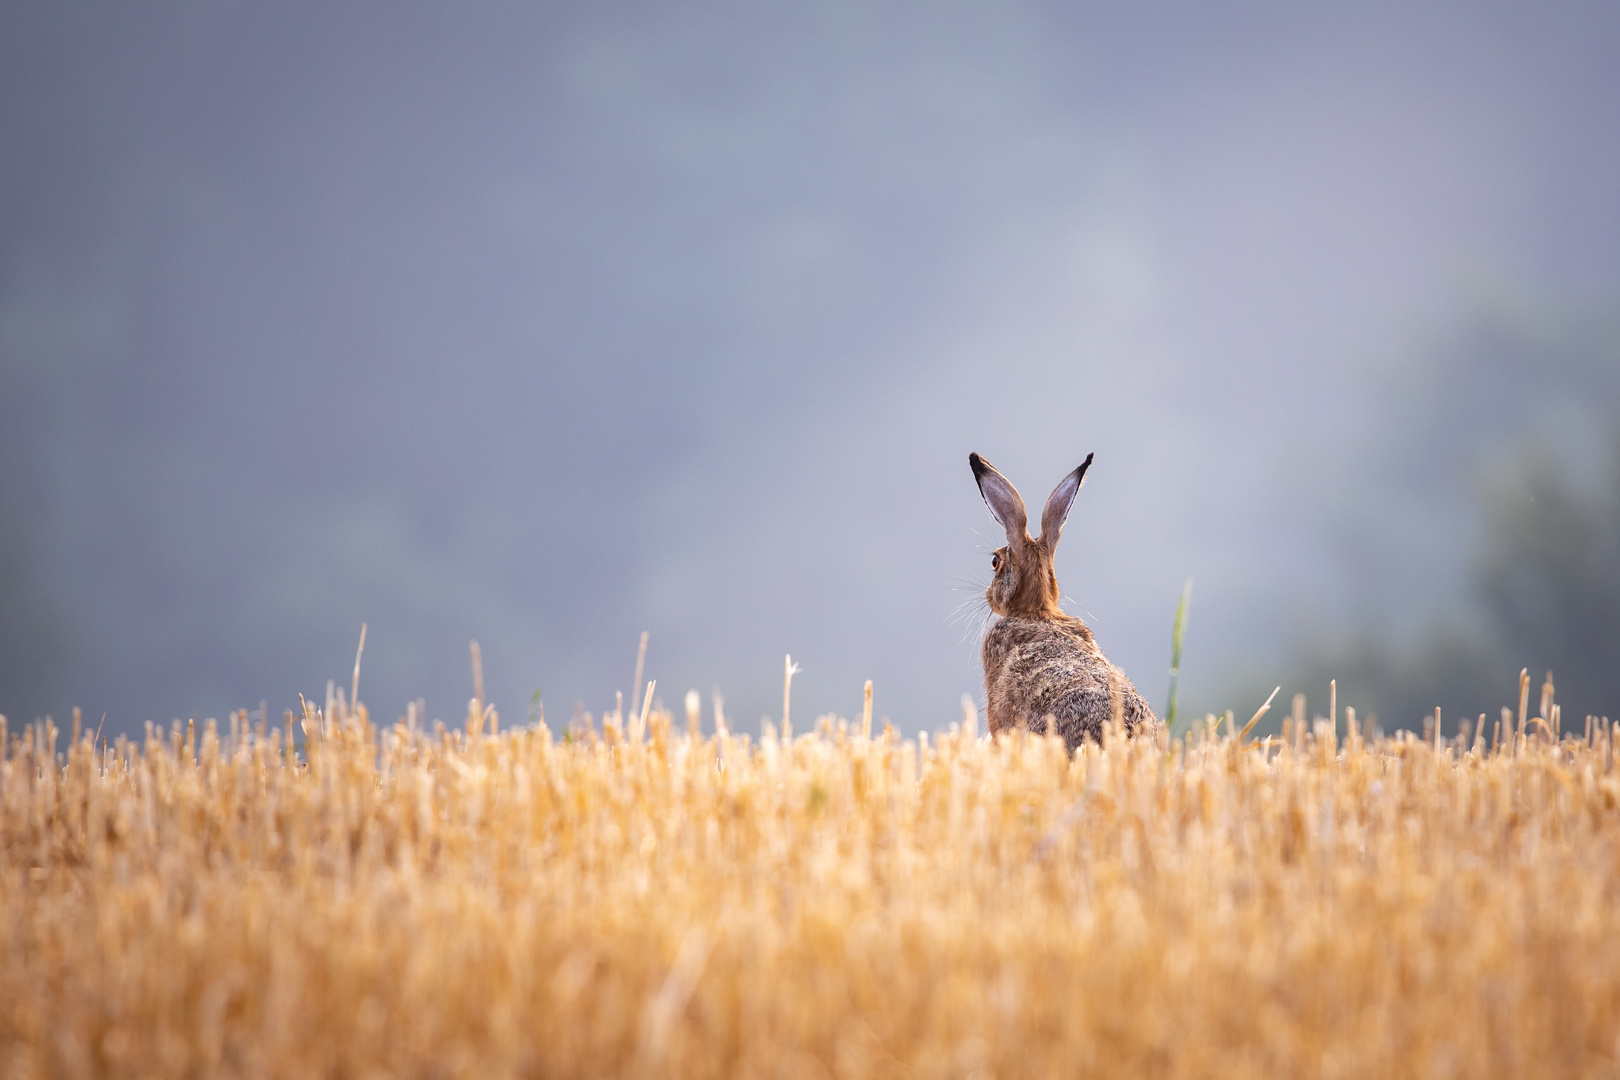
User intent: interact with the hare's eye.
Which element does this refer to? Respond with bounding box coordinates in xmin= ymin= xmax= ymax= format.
xmin=991 ymin=552 xmax=1002 ymax=572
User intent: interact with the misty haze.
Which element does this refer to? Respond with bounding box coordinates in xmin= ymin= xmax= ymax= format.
xmin=3 ymin=2 xmax=1618 ymax=738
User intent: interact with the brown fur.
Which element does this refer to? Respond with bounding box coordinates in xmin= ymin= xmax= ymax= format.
xmin=970 ymin=452 xmax=1158 ymax=748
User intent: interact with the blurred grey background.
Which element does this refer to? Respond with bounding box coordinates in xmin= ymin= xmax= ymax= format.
xmin=3 ymin=1 xmax=1618 ymax=737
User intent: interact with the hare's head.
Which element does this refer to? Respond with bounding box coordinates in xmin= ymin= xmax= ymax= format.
xmin=969 ymin=452 xmax=1093 ymax=618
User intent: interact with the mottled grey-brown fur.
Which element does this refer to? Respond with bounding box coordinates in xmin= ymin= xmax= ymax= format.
xmin=982 ymin=614 xmax=1156 ymax=747
xmin=970 ymin=452 xmax=1159 ymax=749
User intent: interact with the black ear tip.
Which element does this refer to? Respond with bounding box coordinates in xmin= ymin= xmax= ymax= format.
xmin=969 ymin=452 xmax=986 ymax=476
xmin=1076 ymin=452 xmax=1094 ymax=476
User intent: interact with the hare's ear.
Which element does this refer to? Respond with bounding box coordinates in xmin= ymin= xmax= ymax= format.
xmin=1040 ymin=452 xmax=1093 ymax=551
xmin=969 ymin=452 xmax=1029 ymax=546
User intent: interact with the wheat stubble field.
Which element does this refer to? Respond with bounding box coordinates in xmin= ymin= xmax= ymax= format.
xmin=3 ymin=682 xmax=1620 ymax=1079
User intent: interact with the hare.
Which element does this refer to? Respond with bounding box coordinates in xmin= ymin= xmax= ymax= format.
xmin=969 ymin=452 xmax=1158 ymax=748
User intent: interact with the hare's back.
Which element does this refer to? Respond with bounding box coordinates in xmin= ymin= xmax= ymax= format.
xmin=985 ymin=616 xmax=1155 ymax=741
xmin=988 ymin=615 xmax=1099 ymax=690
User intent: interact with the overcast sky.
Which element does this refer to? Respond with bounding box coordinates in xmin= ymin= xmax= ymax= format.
xmin=3 ymin=1 xmax=1618 ymax=735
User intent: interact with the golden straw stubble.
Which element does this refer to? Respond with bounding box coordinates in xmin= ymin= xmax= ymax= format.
xmin=2 ymin=706 xmax=1619 ymax=1078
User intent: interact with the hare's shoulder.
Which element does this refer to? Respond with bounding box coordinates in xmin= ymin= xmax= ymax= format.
xmin=985 ymin=613 xmax=1095 ymax=654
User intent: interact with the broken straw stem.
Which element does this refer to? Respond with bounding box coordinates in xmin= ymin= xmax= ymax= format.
xmin=351 ymin=623 xmax=367 ymax=715
xmin=783 ymin=655 xmax=801 ymax=736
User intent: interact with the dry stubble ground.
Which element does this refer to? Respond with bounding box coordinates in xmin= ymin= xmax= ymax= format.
xmin=3 ymin=691 xmax=1620 ymax=1079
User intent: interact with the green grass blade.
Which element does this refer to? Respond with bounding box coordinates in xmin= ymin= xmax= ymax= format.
xmin=1165 ymin=577 xmax=1193 ymax=737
